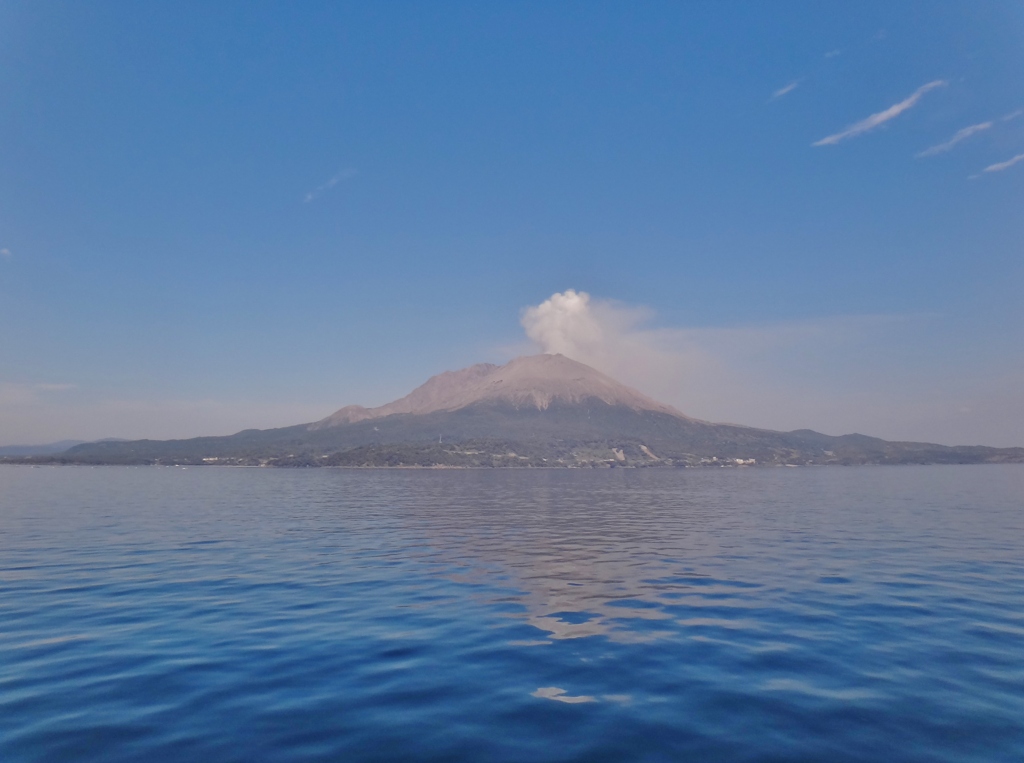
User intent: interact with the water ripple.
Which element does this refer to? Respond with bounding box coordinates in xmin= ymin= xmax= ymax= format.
xmin=1 ymin=464 xmax=1023 ymax=762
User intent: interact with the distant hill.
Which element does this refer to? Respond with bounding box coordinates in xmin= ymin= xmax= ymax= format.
xmin=0 ymin=438 xmax=125 ymax=457
xmin=0 ymin=440 xmax=85 ymax=457
xmin=9 ymin=354 xmax=1024 ymax=467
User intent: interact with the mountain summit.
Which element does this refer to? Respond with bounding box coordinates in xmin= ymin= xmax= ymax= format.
xmin=311 ymin=354 xmax=686 ymax=428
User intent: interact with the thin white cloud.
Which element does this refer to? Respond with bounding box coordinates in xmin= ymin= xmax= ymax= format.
xmin=771 ymin=80 xmax=801 ymax=100
xmin=813 ymin=80 xmax=947 ymax=146
xmin=1001 ymin=109 xmax=1023 ymax=122
xmin=303 ymin=168 xmax=357 ymax=203
xmin=824 ymin=49 xmax=841 ymax=58
xmin=0 ymin=248 xmax=11 ymax=259
xmin=0 ymin=382 xmax=75 ymax=403
xmin=916 ymin=121 xmax=992 ymax=158
xmin=981 ymin=153 xmax=1024 ymax=174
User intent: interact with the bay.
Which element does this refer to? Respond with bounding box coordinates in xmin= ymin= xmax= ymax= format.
xmin=1 ymin=465 xmax=1022 ymax=762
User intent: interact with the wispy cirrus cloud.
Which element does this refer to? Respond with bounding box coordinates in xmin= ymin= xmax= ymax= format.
xmin=0 ymin=248 xmax=11 ymax=259
xmin=1001 ymin=109 xmax=1023 ymax=122
xmin=771 ymin=80 xmax=801 ymax=100
xmin=980 ymin=153 xmax=1024 ymax=174
xmin=813 ymin=80 xmax=947 ymax=146
xmin=303 ymin=168 xmax=357 ymax=203
xmin=916 ymin=121 xmax=992 ymax=158
xmin=824 ymin=49 xmax=841 ymax=58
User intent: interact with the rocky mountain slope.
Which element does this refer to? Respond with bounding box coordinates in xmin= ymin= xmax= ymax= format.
xmin=310 ymin=354 xmax=685 ymax=427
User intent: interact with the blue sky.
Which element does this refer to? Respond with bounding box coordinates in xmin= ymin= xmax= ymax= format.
xmin=1 ymin=1 xmax=1022 ymax=445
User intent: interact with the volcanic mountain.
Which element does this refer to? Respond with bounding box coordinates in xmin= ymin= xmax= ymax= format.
xmin=33 ymin=353 xmax=1024 ymax=467
xmin=311 ymin=354 xmax=686 ymax=427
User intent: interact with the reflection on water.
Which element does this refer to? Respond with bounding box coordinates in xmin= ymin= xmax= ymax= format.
xmin=531 ymin=686 xmax=597 ymax=704
xmin=1 ymin=465 xmax=1023 ymax=762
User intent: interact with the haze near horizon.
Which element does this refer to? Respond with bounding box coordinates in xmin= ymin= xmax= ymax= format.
xmin=1 ymin=2 xmax=1022 ymax=447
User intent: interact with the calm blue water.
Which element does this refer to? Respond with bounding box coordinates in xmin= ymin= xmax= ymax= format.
xmin=1 ymin=465 xmax=1022 ymax=762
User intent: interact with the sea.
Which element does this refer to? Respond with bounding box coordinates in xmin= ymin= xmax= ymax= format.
xmin=1 ymin=465 xmax=1022 ymax=762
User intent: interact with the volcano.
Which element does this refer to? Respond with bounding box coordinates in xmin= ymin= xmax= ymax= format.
xmin=311 ymin=354 xmax=686 ymax=427
xmin=35 ymin=354 xmax=1024 ymax=467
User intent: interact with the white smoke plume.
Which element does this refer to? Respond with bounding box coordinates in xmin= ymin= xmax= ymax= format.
xmin=520 ymin=290 xmax=703 ymax=398
xmin=521 ymin=289 xmax=641 ymax=369
xmin=516 ymin=289 xmax=1024 ymax=446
